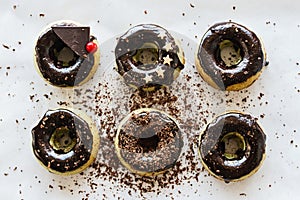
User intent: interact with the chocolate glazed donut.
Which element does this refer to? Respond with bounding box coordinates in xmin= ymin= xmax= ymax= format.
xmin=31 ymin=109 xmax=99 ymax=175
xmin=35 ymin=21 xmax=99 ymax=87
xmin=115 ymin=24 xmax=185 ymax=91
xmin=196 ymin=22 xmax=267 ymax=91
xmin=199 ymin=111 xmax=266 ymax=183
xmin=115 ymin=108 xmax=183 ymax=176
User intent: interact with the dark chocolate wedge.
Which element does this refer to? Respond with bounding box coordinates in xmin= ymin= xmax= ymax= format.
xmin=52 ymin=26 xmax=90 ymax=57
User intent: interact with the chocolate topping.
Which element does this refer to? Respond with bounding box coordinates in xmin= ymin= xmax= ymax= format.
xmin=52 ymin=26 xmax=90 ymax=57
xmin=197 ymin=22 xmax=266 ymax=90
xmin=199 ymin=112 xmax=266 ymax=182
xmin=32 ymin=109 xmax=95 ymax=173
xmin=117 ymin=109 xmax=183 ymax=174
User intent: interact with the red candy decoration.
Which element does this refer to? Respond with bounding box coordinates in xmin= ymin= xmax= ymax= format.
xmin=85 ymin=41 xmax=98 ymax=53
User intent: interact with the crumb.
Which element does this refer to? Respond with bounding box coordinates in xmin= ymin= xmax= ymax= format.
xmin=144 ymin=10 xmax=148 ymax=14
xmin=57 ymin=101 xmax=68 ymax=106
xmin=2 ymin=44 xmax=9 ymax=49
xmin=29 ymin=95 xmax=35 ymax=101
xmin=190 ymin=3 xmax=195 ymax=8
xmin=233 ymin=6 xmax=236 ymax=10
xmin=39 ymin=13 xmax=45 ymax=17
xmin=258 ymin=93 xmax=264 ymax=100
xmin=185 ymin=75 xmax=192 ymax=82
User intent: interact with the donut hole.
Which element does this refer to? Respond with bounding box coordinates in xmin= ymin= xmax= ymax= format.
xmin=217 ymin=40 xmax=243 ymax=68
xmin=137 ymin=129 xmax=160 ymax=153
xmin=49 ymin=39 xmax=79 ymax=69
xmin=49 ymin=126 xmax=77 ymax=153
xmin=132 ymin=43 xmax=159 ymax=70
xmin=220 ymin=132 xmax=246 ymax=160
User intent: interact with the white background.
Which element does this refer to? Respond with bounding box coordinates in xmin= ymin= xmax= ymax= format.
xmin=0 ymin=0 xmax=300 ymax=199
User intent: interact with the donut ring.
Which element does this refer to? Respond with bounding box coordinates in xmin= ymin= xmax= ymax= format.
xmin=115 ymin=108 xmax=183 ymax=176
xmin=34 ymin=20 xmax=100 ymax=87
xmin=31 ymin=108 xmax=99 ymax=175
xmin=198 ymin=111 xmax=266 ymax=183
xmin=115 ymin=24 xmax=185 ymax=91
xmin=195 ymin=22 xmax=267 ymax=91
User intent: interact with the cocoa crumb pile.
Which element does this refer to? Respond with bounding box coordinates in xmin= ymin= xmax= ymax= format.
xmin=65 ymin=57 xmax=267 ymax=198
xmin=70 ymin=73 xmax=217 ymax=198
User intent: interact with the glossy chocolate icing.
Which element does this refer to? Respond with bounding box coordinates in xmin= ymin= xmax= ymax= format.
xmin=197 ymin=22 xmax=265 ymax=90
xmin=32 ymin=109 xmax=94 ymax=173
xmin=115 ymin=24 xmax=184 ymax=90
xmin=117 ymin=109 xmax=183 ymax=173
xmin=35 ymin=22 xmax=95 ymax=87
xmin=199 ymin=112 xmax=266 ymax=182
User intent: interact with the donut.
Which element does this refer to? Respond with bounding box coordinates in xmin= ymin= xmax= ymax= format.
xmin=31 ymin=108 xmax=99 ymax=175
xmin=34 ymin=20 xmax=100 ymax=87
xmin=198 ymin=111 xmax=266 ymax=183
xmin=195 ymin=22 xmax=267 ymax=91
xmin=115 ymin=24 xmax=185 ymax=91
xmin=115 ymin=108 xmax=183 ymax=176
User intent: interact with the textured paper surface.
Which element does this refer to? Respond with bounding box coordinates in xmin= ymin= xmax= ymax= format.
xmin=0 ymin=0 xmax=299 ymax=199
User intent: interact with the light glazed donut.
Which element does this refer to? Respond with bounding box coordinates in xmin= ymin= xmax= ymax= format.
xmin=115 ymin=108 xmax=183 ymax=176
